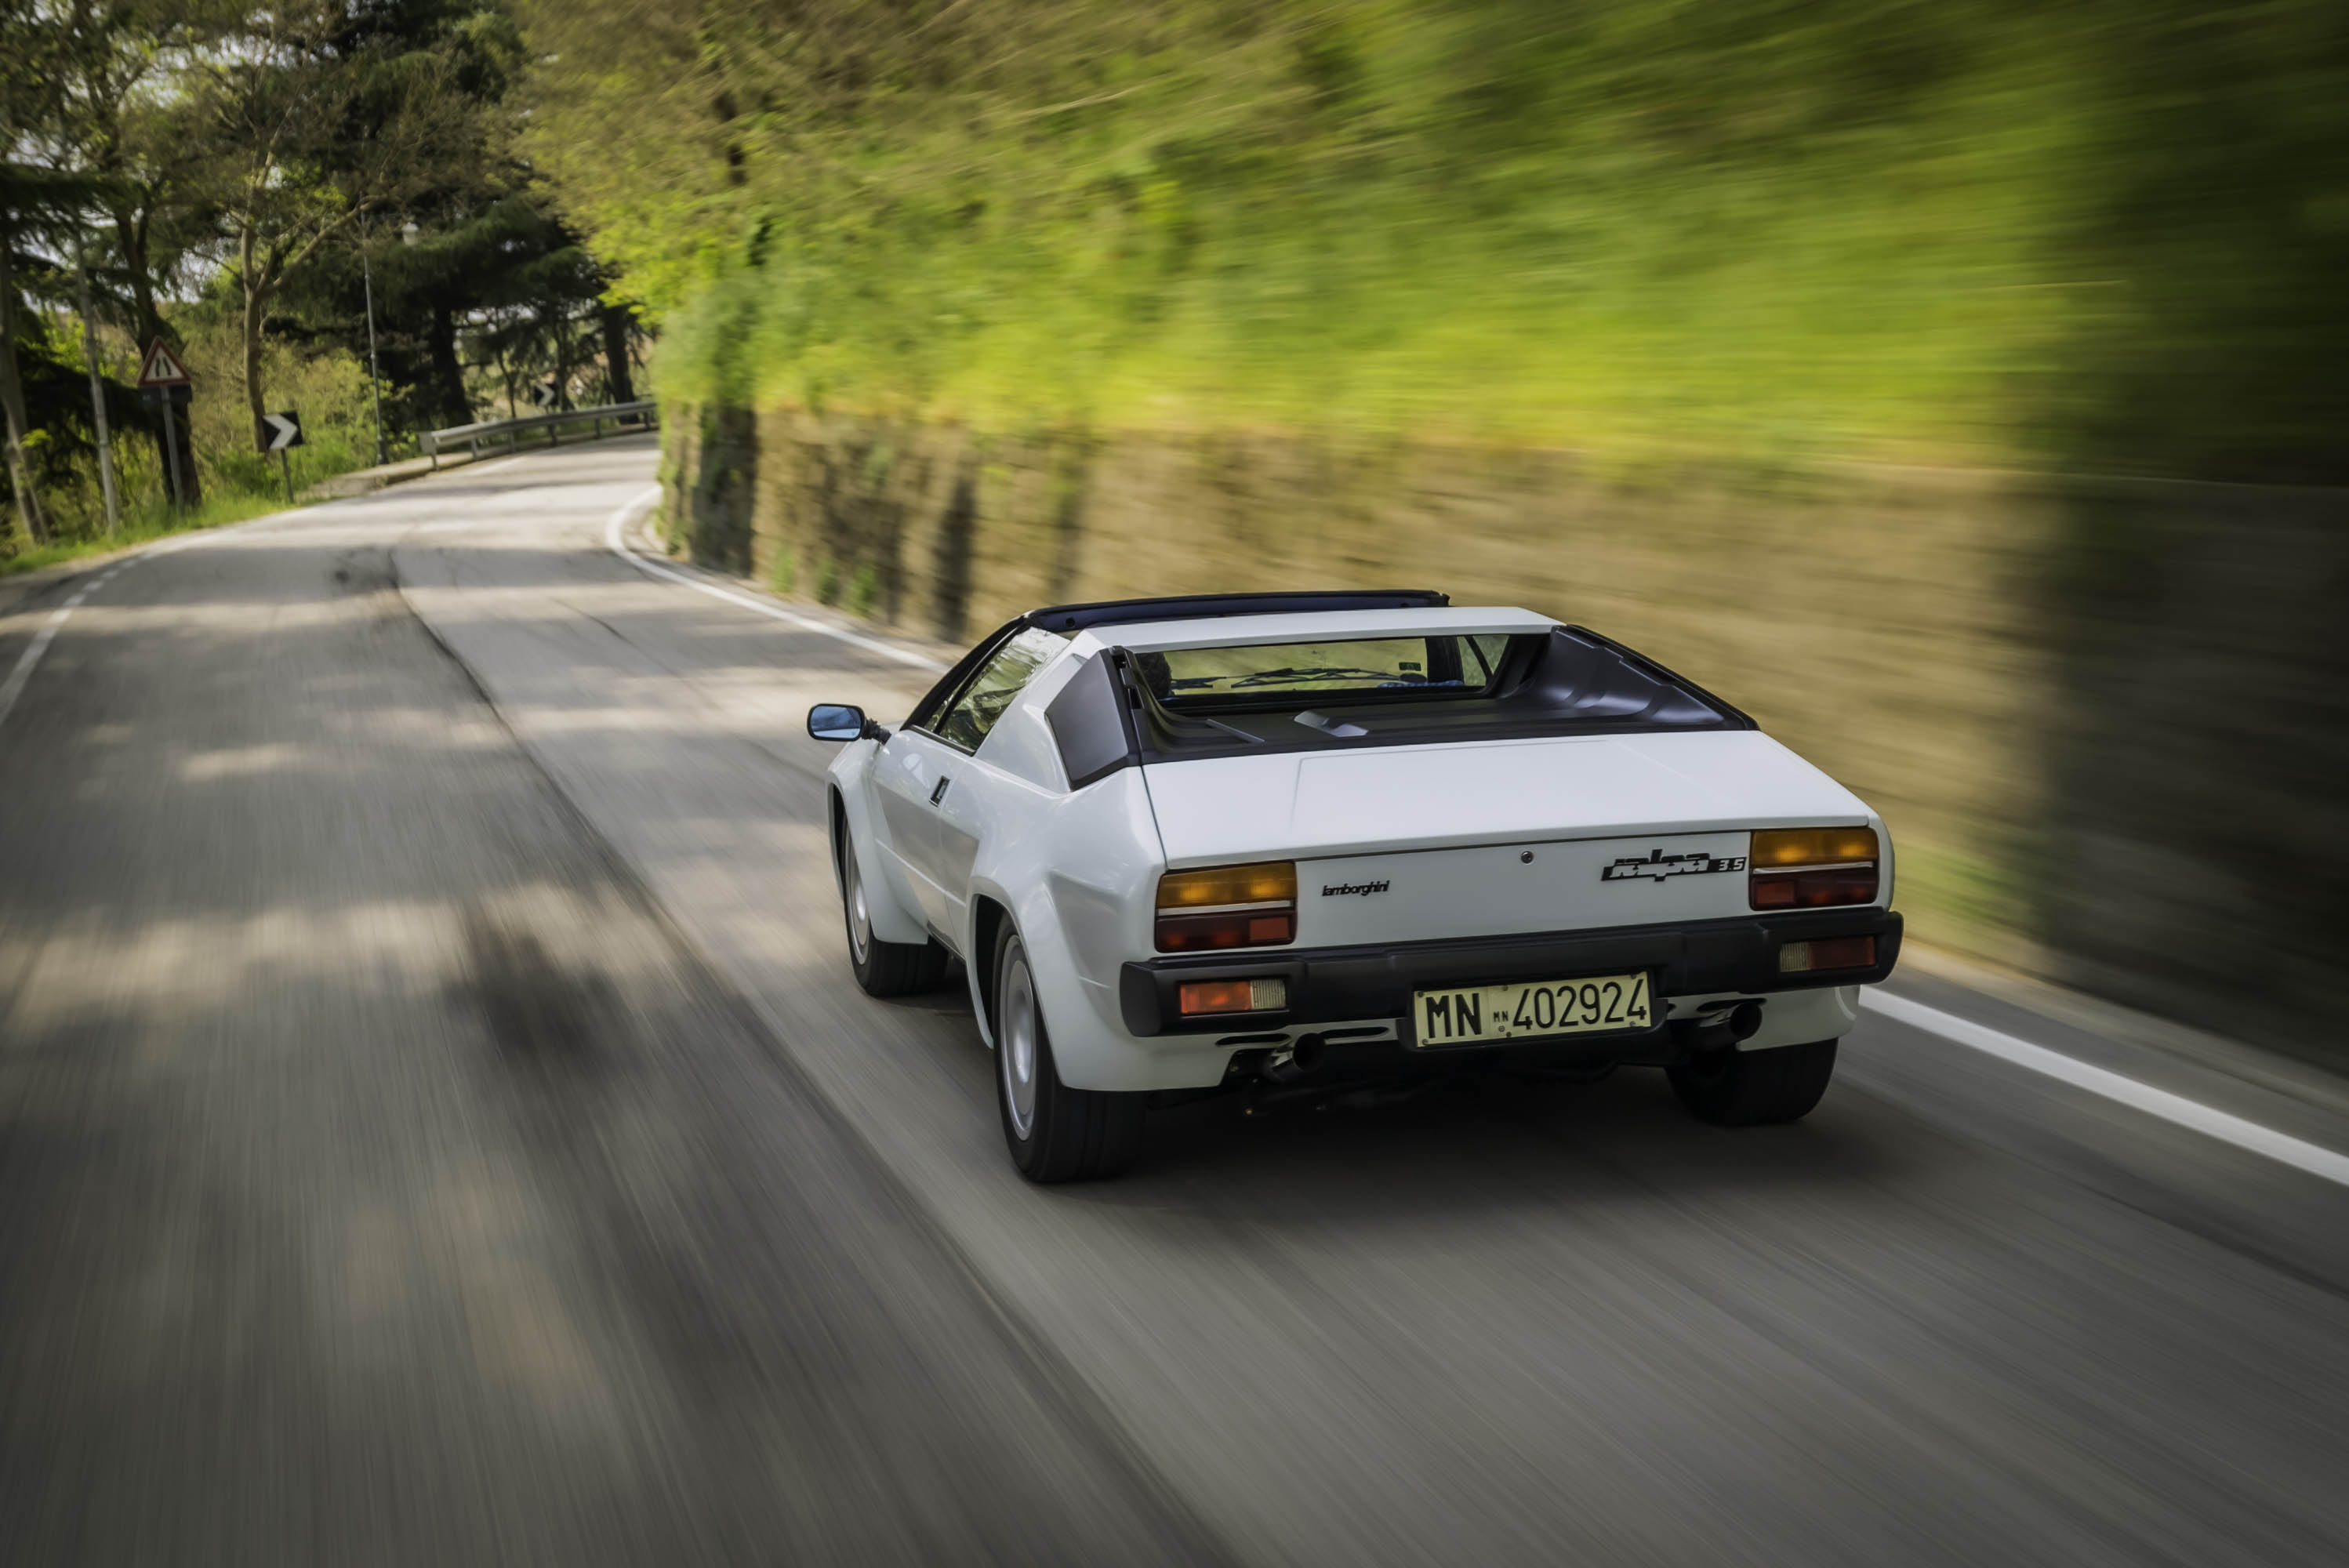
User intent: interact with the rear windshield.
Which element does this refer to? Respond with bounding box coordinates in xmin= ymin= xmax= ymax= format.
xmin=1135 ymin=635 xmax=1512 ymax=705
xmin=1116 ymin=627 xmax=1747 ymax=760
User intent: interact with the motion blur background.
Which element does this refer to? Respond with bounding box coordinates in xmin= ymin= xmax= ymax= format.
xmin=7 ymin=9 xmax=2349 ymax=1564
xmin=5 ymin=1 xmax=2345 ymax=1051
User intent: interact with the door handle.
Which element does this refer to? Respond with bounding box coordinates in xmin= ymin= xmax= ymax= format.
xmin=929 ymin=775 xmax=952 ymax=805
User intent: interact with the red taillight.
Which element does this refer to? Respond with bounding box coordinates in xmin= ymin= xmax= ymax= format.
xmin=1156 ymin=862 xmax=1297 ymax=953
xmin=1156 ymin=911 xmax=1296 ymax=950
xmin=1752 ymin=868 xmax=1879 ymax=908
xmin=1751 ymin=828 xmax=1879 ymax=911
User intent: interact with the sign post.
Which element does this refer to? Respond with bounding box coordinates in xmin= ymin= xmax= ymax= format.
xmin=260 ymin=410 xmax=303 ymax=503
xmin=136 ymin=336 xmax=194 ymax=511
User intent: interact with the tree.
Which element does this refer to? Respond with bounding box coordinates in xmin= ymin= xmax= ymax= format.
xmin=0 ymin=0 xmax=68 ymax=543
xmin=43 ymin=0 xmax=209 ymax=502
xmin=278 ymin=187 xmax=618 ymax=439
xmin=186 ymin=1 xmax=482 ymax=445
xmin=0 ymin=176 xmax=50 ymax=544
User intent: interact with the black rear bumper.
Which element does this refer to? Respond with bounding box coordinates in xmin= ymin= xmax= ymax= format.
xmin=1118 ymin=907 xmax=1902 ymax=1037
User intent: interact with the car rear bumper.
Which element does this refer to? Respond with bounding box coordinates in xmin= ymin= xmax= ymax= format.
xmin=1117 ymin=906 xmax=1902 ymax=1037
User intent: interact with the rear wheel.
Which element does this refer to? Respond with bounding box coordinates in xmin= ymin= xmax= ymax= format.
xmin=837 ymin=837 xmax=948 ymax=997
xmin=1668 ymin=1037 xmax=1839 ymax=1126
xmin=994 ymin=925 xmax=1144 ymax=1182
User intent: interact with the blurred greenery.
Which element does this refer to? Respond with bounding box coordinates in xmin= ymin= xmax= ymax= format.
xmin=5 ymin=1 xmax=644 ymax=555
xmin=5 ymin=290 xmax=387 ymax=546
xmin=518 ymin=0 xmax=2349 ymax=479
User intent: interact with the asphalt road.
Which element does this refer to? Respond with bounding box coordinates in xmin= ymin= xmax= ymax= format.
xmin=4 ymin=437 xmax=2344 ymax=1566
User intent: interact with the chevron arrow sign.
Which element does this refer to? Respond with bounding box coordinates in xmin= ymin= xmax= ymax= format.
xmin=259 ymin=411 xmax=304 ymax=453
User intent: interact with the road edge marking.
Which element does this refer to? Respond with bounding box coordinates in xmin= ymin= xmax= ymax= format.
xmin=1862 ymin=990 xmax=2349 ymax=1189
xmin=603 ymin=487 xmax=949 ymax=673
xmin=0 ymin=503 xmax=332 ymax=734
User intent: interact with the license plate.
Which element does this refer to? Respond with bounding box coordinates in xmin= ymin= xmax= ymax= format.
xmin=1411 ymin=971 xmax=1654 ymax=1047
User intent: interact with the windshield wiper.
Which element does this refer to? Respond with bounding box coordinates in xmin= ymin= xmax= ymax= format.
xmin=1193 ymin=713 xmax=1265 ymax=743
xmin=1229 ymin=666 xmax=1418 ymax=688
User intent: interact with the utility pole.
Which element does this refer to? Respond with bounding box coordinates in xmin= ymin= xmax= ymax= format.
xmin=361 ymin=232 xmax=387 ymax=466
xmin=74 ymin=259 xmax=121 ymax=535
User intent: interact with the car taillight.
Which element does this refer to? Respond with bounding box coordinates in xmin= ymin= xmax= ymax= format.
xmin=1155 ymin=861 xmax=1297 ymax=953
xmin=1750 ymin=827 xmax=1879 ymax=910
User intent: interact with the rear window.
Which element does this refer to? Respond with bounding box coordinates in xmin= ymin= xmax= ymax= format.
xmin=1136 ymin=636 xmax=1511 ymax=704
xmin=1119 ymin=627 xmax=1748 ymax=760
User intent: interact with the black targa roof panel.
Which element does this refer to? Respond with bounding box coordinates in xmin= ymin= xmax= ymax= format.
xmin=1023 ymin=590 xmax=1450 ymax=636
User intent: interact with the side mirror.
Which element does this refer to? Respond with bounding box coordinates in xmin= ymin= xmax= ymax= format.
xmin=807 ymin=703 xmax=871 ymax=742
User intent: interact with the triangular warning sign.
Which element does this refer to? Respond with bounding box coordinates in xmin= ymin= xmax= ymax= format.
xmin=137 ymin=337 xmax=191 ymax=388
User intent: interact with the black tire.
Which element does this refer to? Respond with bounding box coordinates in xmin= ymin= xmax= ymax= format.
xmin=837 ymin=833 xmax=949 ymax=997
xmin=993 ymin=924 xmax=1144 ymax=1182
xmin=1668 ymin=1037 xmax=1839 ymax=1126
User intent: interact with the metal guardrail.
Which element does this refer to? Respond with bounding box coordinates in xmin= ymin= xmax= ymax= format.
xmin=421 ymin=401 xmax=659 ymax=466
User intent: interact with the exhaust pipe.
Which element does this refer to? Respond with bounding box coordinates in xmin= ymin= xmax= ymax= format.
xmin=1260 ymin=1033 xmax=1330 ymax=1083
xmin=1673 ymin=1000 xmax=1763 ymax=1054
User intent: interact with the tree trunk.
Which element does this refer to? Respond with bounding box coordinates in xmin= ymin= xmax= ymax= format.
xmin=0 ymin=219 xmax=52 ymax=545
xmin=601 ymin=303 xmax=637 ymax=405
xmin=549 ymin=301 xmax=572 ymax=411
xmin=495 ymin=337 xmax=515 ymax=419
xmin=241 ymin=280 xmax=269 ymax=451
xmin=426 ymin=301 xmax=469 ymax=427
xmin=117 ymin=210 xmax=201 ymax=505
xmin=237 ymin=229 xmax=281 ymax=452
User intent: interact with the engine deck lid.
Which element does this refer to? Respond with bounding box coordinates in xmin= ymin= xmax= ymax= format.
xmin=1142 ymin=729 xmax=1871 ymax=867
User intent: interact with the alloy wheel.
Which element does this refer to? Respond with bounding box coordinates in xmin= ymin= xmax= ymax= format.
xmin=1000 ymin=949 xmax=1040 ymax=1139
xmin=844 ymin=849 xmax=873 ymax=965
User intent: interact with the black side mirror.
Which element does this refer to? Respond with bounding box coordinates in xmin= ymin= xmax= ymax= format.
xmin=808 ymin=703 xmax=872 ymax=742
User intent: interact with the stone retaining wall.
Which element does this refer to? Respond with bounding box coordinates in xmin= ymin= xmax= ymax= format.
xmin=663 ymin=407 xmax=2347 ymax=1060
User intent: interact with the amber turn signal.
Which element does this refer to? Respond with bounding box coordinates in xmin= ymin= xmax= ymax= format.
xmin=1751 ymin=827 xmax=1879 ymax=868
xmin=1178 ymin=978 xmax=1289 ymax=1015
xmin=1156 ymin=862 xmax=1298 ymax=909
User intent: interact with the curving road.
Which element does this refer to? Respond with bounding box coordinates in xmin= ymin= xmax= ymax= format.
xmin=3 ymin=437 xmax=2344 ymax=1566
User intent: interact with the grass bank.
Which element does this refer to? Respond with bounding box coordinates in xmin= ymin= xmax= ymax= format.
xmin=0 ymin=491 xmax=292 ymax=579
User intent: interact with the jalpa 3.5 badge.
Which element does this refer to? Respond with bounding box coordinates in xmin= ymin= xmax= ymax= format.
xmin=1600 ymin=848 xmax=1746 ymax=884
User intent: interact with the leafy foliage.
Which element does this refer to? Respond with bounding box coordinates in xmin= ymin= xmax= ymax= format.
xmin=519 ymin=0 xmax=2349 ymax=477
xmin=5 ymin=1 xmax=637 ymax=551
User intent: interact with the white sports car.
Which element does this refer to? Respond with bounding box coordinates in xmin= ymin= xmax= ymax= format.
xmin=808 ymin=591 xmax=1901 ymax=1181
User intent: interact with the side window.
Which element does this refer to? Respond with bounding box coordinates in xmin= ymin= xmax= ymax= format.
xmin=931 ymin=627 xmax=1066 ymax=753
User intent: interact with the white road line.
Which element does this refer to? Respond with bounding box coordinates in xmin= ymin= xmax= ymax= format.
xmin=0 ymin=516 xmax=273 ymax=734
xmin=0 ymin=601 xmax=77 ymax=729
xmin=1863 ymin=990 xmax=2349 ymax=1188
xmin=602 ymin=486 xmax=948 ymax=673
